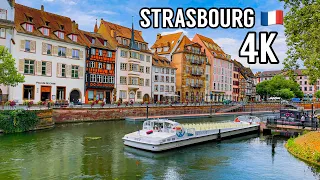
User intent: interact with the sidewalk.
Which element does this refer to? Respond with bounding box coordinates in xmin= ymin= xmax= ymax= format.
xmin=125 ymin=110 xmax=277 ymax=121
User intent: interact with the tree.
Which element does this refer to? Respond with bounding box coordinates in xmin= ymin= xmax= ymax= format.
xmin=315 ymin=90 xmax=320 ymax=99
xmin=256 ymin=75 xmax=303 ymax=99
xmin=0 ymin=46 xmax=24 ymax=86
xmin=281 ymin=0 xmax=320 ymax=84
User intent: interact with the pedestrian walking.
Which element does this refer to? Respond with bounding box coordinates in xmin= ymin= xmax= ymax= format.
xmin=301 ymin=114 xmax=305 ymax=129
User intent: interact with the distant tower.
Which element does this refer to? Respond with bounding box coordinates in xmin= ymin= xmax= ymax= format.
xmin=94 ymin=19 xmax=98 ymax=33
xmin=129 ymin=16 xmax=135 ymax=49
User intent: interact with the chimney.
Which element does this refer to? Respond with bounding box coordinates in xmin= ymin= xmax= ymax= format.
xmin=41 ymin=5 xmax=44 ymax=11
xmin=157 ymin=33 xmax=161 ymax=40
xmin=75 ymin=23 xmax=78 ymax=30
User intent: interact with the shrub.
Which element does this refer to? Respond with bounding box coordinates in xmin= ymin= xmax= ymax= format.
xmin=98 ymin=101 xmax=105 ymax=108
xmin=0 ymin=109 xmax=39 ymax=133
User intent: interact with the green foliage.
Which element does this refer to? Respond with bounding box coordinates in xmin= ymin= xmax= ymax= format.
xmin=0 ymin=109 xmax=39 ymax=133
xmin=256 ymin=75 xmax=303 ymax=99
xmin=315 ymin=91 xmax=320 ymax=99
xmin=0 ymin=46 xmax=25 ymax=86
xmin=281 ymin=0 xmax=320 ymax=84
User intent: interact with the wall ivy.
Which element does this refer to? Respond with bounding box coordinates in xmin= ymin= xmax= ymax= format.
xmin=0 ymin=109 xmax=39 ymax=133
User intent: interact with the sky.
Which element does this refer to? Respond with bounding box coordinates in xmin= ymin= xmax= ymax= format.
xmin=16 ymin=0 xmax=288 ymax=73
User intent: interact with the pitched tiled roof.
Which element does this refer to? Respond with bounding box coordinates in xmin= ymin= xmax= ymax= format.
xmin=258 ymin=69 xmax=305 ymax=77
xmin=151 ymin=32 xmax=182 ymax=54
xmin=174 ymin=36 xmax=202 ymax=53
xmin=195 ymin=34 xmax=230 ymax=61
xmin=233 ymin=60 xmax=254 ymax=79
xmin=152 ymin=53 xmax=176 ymax=69
xmin=15 ymin=3 xmax=86 ymax=46
xmin=78 ymin=30 xmax=114 ymax=50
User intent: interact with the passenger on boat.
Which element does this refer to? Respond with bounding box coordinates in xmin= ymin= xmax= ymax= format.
xmin=249 ymin=117 xmax=253 ymax=125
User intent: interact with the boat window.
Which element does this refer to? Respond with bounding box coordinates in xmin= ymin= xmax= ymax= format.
xmin=167 ymin=139 xmax=171 ymax=141
xmin=172 ymin=138 xmax=175 ymax=141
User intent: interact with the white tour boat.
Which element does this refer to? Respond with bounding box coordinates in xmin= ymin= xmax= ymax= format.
xmin=122 ymin=116 xmax=260 ymax=152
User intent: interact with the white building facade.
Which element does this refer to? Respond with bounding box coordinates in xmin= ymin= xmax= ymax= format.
xmin=10 ymin=4 xmax=86 ymax=103
xmin=151 ymin=55 xmax=176 ymax=102
xmin=0 ymin=0 xmax=15 ymax=102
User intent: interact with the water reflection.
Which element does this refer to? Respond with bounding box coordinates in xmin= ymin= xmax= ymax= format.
xmin=0 ymin=116 xmax=319 ymax=179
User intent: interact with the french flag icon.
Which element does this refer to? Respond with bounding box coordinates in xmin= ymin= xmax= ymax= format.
xmin=261 ymin=10 xmax=283 ymax=26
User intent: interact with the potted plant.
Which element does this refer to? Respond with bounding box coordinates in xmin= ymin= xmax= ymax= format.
xmin=124 ymin=101 xmax=129 ymax=107
xmin=23 ymin=100 xmax=33 ymax=109
xmin=140 ymin=101 xmax=144 ymax=106
xmin=130 ymin=100 xmax=134 ymax=106
xmin=98 ymin=100 xmax=105 ymax=108
xmin=88 ymin=101 xmax=95 ymax=108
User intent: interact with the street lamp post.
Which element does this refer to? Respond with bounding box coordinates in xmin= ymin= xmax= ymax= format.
xmin=312 ymin=102 xmax=314 ymax=130
xmin=146 ymin=105 xmax=149 ymax=120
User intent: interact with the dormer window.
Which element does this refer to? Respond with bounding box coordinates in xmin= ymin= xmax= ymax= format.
xmin=26 ymin=24 xmax=33 ymax=32
xmin=92 ymin=38 xmax=95 ymax=44
xmin=45 ymin=21 xmax=50 ymax=26
xmin=58 ymin=31 xmax=64 ymax=39
xmin=60 ymin=25 xmax=64 ymax=30
xmin=42 ymin=28 xmax=49 ymax=36
xmin=104 ymin=41 xmax=107 ymax=46
xmin=70 ymin=34 xmax=77 ymax=42
xmin=27 ymin=16 xmax=33 ymax=22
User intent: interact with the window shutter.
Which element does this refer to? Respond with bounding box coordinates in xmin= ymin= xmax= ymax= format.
xmin=19 ymin=59 xmax=24 ymax=73
xmin=53 ymin=46 xmax=58 ymax=56
xmin=79 ymin=50 xmax=84 ymax=59
xmin=57 ymin=63 xmax=61 ymax=77
xmin=37 ymin=61 xmax=42 ymax=75
xmin=66 ymin=65 xmax=71 ymax=78
xmin=30 ymin=41 xmax=36 ymax=53
xmin=20 ymin=40 xmax=25 ymax=51
xmin=78 ymin=67 xmax=84 ymax=78
xmin=42 ymin=43 xmax=47 ymax=55
xmin=46 ymin=62 xmax=52 ymax=76
xmin=66 ymin=48 xmax=72 ymax=58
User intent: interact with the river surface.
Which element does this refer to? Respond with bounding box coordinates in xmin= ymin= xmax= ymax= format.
xmin=0 ymin=115 xmax=319 ymax=180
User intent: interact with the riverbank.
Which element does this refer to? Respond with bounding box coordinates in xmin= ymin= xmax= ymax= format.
xmin=286 ymin=131 xmax=320 ymax=166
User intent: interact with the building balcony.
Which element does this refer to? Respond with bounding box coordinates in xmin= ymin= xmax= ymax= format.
xmin=190 ymin=84 xmax=203 ymax=88
xmin=189 ymin=59 xmax=203 ymax=65
xmin=128 ymin=84 xmax=140 ymax=90
xmin=191 ymin=71 xmax=203 ymax=76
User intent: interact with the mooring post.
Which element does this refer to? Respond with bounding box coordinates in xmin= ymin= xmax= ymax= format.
xmin=217 ymin=129 xmax=221 ymax=141
xmin=146 ymin=105 xmax=149 ymax=120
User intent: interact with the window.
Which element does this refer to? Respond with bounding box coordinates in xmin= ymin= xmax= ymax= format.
xmin=140 ymin=54 xmax=144 ymax=61
xmin=309 ymin=86 xmax=313 ymax=91
xmin=120 ymin=90 xmax=127 ymax=99
xmin=24 ymin=60 xmax=35 ymax=74
xmin=97 ymin=75 xmax=102 ymax=82
xmin=139 ymin=78 xmax=144 ymax=86
xmin=107 ymin=51 xmax=112 ymax=57
xmin=145 ymin=79 xmax=150 ymax=86
xmin=92 ymin=38 xmax=95 ymax=44
xmin=99 ymin=50 xmax=103 ymax=56
xmin=129 ymin=77 xmax=139 ymax=85
xmin=166 ymin=76 xmax=169 ymax=83
xmin=146 ymin=56 xmax=150 ymax=62
xmin=106 ymin=63 xmax=112 ymax=70
xmin=56 ymin=87 xmax=66 ymax=100
xmin=155 ymin=75 xmax=158 ymax=82
xmin=120 ymin=63 xmax=127 ymax=71
xmin=26 ymin=24 xmax=33 ymax=32
xmin=98 ymin=62 xmax=102 ymax=69
xmin=171 ymin=86 xmax=174 ymax=92
xmin=103 ymin=76 xmax=107 ymax=83
xmin=154 ymin=85 xmax=158 ymax=91
xmin=305 ymin=81 xmax=307 ymax=85
xmin=71 ymin=34 xmax=77 ymax=42
xmin=171 ymin=77 xmax=174 ymax=83
xmin=41 ymin=62 xmax=46 ymax=76
xmin=90 ymin=61 xmax=95 ymax=68
xmin=58 ymin=47 xmax=66 ymax=57
xmin=42 ymin=28 xmax=49 ymax=36
xmin=120 ymin=50 xmax=127 ymax=57
xmin=120 ymin=76 xmax=127 ymax=84
xmin=91 ymin=48 xmax=95 ymax=55
xmin=160 ymin=85 xmax=164 ymax=92
xmin=104 ymin=41 xmax=107 ymax=46
xmin=304 ymin=87 xmax=307 ymax=91
xmin=25 ymin=40 xmax=31 ymax=52
xmin=161 ymin=76 xmax=164 ymax=82
xmin=139 ymin=66 xmax=144 ymax=73
xmin=71 ymin=66 xmax=79 ymax=78
xmin=146 ymin=67 xmax=150 ymax=74
xmin=129 ymin=64 xmax=139 ymax=72
xmin=137 ymin=91 xmax=142 ymax=99
xmin=23 ymin=85 xmax=34 ymax=100
xmin=0 ymin=28 xmax=5 ymax=38
xmin=72 ymin=49 xmax=79 ymax=59
xmin=0 ymin=9 xmax=7 ymax=20
xmin=47 ymin=44 xmax=52 ymax=55
xmin=165 ymin=85 xmax=169 ymax=92
xmin=90 ymin=74 xmax=96 ymax=82
xmin=166 ymin=68 xmax=169 ymax=74
xmin=106 ymin=76 xmax=114 ymax=83
xmin=130 ymin=52 xmax=138 ymax=59
xmin=57 ymin=31 xmax=64 ymax=39
xmin=61 ymin=64 xmax=66 ymax=77
xmin=122 ymin=39 xmax=128 ymax=45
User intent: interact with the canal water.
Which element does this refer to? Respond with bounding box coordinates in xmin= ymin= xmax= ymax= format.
xmin=0 ymin=115 xmax=319 ymax=180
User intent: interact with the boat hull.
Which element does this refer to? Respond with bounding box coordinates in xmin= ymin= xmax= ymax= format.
xmin=123 ymin=125 xmax=259 ymax=152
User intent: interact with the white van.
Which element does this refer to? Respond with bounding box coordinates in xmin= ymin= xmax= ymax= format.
xmin=268 ymin=97 xmax=281 ymax=101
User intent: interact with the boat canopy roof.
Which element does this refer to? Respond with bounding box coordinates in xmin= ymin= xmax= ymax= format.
xmin=143 ymin=119 xmax=180 ymax=126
